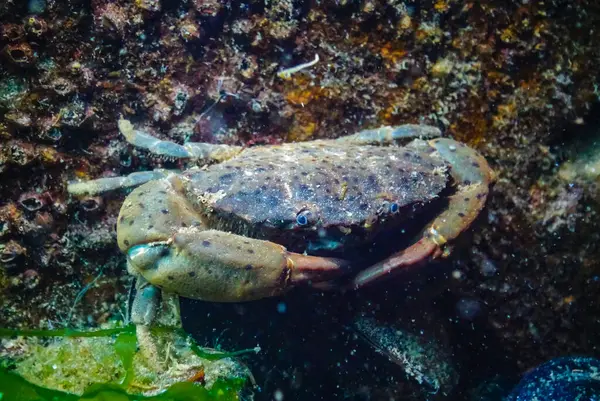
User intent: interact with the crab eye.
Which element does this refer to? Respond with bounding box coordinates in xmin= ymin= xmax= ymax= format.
xmin=390 ymin=202 xmax=399 ymax=214
xmin=296 ymin=209 xmax=311 ymax=226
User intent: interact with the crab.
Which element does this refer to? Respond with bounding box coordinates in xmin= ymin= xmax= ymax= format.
xmin=68 ymin=118 xmax=494 ymax=364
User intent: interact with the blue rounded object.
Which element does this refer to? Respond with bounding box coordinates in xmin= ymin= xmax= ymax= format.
xmin=508 ymin=356 xmax=600 ymax=401
xmin=296 ymin=213 xmax=308 ymax=226
xmin=296 ymin=209 xmax=311 ymax=226
xmin=390 ymin=202 xmax=399 ymax=214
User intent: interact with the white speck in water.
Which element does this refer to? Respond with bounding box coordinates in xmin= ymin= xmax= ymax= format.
xmin=274 ymin=389 xmax=284 ymax=401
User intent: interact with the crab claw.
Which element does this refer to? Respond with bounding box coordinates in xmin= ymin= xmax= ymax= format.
xmin=127 ymin=229 xmax=348 ymax=302
xmin=350 ymin=137 xmax=495 ymax=290
xmin=349 ymin=237 xmax=441 ymax=289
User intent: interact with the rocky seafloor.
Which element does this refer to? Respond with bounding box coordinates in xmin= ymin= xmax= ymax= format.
xmin=1 ymin=0 xmax=600 ymax=400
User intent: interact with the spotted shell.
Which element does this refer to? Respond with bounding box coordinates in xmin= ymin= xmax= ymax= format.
xmin=180 ymin=140 xmax=449 ymax=252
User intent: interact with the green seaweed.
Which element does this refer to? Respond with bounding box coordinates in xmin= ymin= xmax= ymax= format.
xmin=0 ymin=325 xmax=255 ymax=401
xmin=0 ymin=366 xmax=245 ymax=401
xmin=114 ymin=330 xmax=137 ymax=387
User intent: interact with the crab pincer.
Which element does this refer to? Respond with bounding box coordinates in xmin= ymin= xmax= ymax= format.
xmin=127 ymin=229 xmax=349 ymax=302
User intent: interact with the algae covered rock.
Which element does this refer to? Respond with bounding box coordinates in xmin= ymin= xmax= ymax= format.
xmin=0 ymin=325 xmax=255 ymax=400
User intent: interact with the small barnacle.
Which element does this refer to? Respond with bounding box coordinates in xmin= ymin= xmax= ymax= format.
xmin=25 ymin=16 xmax=47 ymax=37
xmin=1 ymin=23 xmax=25 ymax=42
xmin=4 ymin=42 xmax=35 ymax=66
xmin=18 ymin=192 xmax=47 ymax=212
xmin=49 ymin=77 xmax=75 ymax=96
xmin=79 ymin=196 xmax=104 ymax=213
xmin=192 ymin=0 xmax=223 ymax=16
xmin=0 ymin=240 xmax=26 ymax=265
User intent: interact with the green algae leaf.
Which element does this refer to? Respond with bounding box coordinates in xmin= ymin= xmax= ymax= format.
xmin=80 ymin=379 xmax=245 ymax=401
xmin=0 ymin=326 xmax=132 ymax=339
xmin=0 ymin=367 xmax=79 ymax=401
xmin=113 ymin=331 xmax=137 ymax=387
xmin=0 ymin=366 xmax=245 ymax=401
xmin=153 ymin=380 xmax=245 ymax=401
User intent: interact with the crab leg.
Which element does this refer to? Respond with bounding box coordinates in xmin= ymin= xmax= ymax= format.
xmin=67 ymin=169 xmax=178 ymax=196
xmin=335 ymin=124 xmax=442 ymax=145
xmin=126 ymin=229 xmax=349 ymax=302
xmin=67 ymin=116 xmax=245 ymax=196
xmin=351 ymin=138 xmax=495 ymax=289
xmin=128 ymin=274 xmax=192 ymax=369
xmin=118 ymin=117 xmax=243 ymax=162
